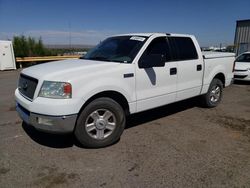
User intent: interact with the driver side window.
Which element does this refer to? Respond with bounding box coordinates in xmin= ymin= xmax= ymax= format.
xmin=143 ymin=37 xmax=170 ymax=61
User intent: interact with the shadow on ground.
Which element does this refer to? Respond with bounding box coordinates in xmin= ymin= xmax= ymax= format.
xmin=126 ymin=97 xmax=199 ymax=129
xmin=22 ymin=96 xmax=200 ymax=148
xmin=22 ymin=123 xmax=75 ymax=148
xmin=233 ymin=80 xmax=250 ymax=85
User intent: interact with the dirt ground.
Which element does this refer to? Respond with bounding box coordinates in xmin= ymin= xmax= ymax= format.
xmin=0 ymin=70 xmax=250 ymax=188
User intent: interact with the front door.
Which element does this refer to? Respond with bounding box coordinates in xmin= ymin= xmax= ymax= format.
xmin=135 ymin=37 xmax=177 ymax=112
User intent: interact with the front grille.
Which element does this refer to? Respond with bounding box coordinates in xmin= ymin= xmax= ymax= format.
xmin=18 ymin=74 xmax=38 ymax=100
xmin=234 ymin=75 xmax=248 ymax=79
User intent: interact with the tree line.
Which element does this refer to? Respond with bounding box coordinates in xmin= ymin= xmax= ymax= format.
xmin=12 ymin=36 xmax=89 ymax=57
xmin=13 ymin=36 xmax=51 ymax=57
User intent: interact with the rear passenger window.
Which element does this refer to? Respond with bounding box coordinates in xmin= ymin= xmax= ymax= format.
xmin=168 ymin=37 xmax=198 ymax=61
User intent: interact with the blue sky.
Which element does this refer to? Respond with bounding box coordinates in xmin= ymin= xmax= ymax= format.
xmin=0 ymin=0 xmax=249 ymax=47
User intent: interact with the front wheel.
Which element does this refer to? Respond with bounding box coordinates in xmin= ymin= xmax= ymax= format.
xmin=201 ymin=78 xmax=223 ymax=108
xmin=74 ymin=97 xmax=125 ymax=148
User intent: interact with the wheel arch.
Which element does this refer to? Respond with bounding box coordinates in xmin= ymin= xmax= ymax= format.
xmin=213 ymin=72 xmax=225 ymax=87
xmin=78 ymin=90 xmax=130 ymax=117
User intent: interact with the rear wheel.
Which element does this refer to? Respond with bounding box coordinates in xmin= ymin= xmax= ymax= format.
xmin=74 ymin=97 xmax=125 ymax=148
xmin=202 ymin=78 xmax=223 ymax=108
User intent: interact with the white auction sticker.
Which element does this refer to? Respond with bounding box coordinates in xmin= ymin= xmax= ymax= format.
xmin=130 ymin=36 xmax=145 ymax=42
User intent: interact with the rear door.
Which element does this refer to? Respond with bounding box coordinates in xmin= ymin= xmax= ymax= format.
xmin=167 ymin=36 xmax=203 ymax=101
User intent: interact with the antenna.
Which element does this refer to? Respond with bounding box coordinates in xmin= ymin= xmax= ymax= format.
xmin=69 ymin=21 xmax=72 ymax=54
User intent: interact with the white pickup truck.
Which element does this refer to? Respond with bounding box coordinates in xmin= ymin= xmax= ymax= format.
xmin=15 ymin=33 xmax=235 ymax=148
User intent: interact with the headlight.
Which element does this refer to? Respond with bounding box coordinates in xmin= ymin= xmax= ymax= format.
xmin=39 ymin=81 xmax=72 ymax=99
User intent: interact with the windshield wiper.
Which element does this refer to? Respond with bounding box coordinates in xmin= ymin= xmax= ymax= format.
xmin=84 ymin=56 xmax=124 ymax=63
xmin=80 ymin=56 xmax=108 ymax=61
xmin=88 ymin=56 xmax=110 ymax=61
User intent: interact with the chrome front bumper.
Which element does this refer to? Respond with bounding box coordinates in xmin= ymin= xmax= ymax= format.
xmin=16 ymin=103 xmax=77 ymax=133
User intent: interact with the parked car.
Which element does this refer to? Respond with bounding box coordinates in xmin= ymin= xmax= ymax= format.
xmin=234 ymin=52 xmax=250 ymax=81
xmin=15 ymin=33 xmax=235 ymax=148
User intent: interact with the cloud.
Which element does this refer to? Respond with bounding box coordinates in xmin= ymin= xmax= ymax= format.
xmin=0 ymin=29 xmax=119 ymax=45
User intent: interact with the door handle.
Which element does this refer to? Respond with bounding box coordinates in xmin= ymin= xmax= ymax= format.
xmin=197 ymin=64 xmax=202 ymax=71
xmin=170 ymin=67 xmax=177 ymax=75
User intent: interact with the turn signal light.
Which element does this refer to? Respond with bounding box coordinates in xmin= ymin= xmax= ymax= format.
xmin=64 ymin=83 xmax=72 ymax=95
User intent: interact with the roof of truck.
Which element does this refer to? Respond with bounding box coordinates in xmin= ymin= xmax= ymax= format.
xmin=113 ymin=33 xmax=194 ymax=38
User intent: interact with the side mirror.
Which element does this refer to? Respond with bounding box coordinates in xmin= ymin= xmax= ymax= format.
xmin=139 ymin=54 xmax=165 ymax=68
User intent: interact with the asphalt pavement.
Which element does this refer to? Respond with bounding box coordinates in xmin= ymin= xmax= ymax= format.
xmin=0 ymin=70 xmax=250 ymax=188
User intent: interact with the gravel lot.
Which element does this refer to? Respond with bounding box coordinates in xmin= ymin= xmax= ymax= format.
xmin=0 ymin=70 xmax=250 ymax=188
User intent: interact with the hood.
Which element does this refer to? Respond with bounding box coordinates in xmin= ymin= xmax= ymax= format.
xmin=21 ymin=59 xmax=121 ymax=81
xmin=235 ymin=61 xmax=250 ymax=70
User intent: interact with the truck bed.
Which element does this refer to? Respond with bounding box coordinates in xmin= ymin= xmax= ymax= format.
xmin=201 ymin=51 xmax=235 ymax=96
xmin=202 ymin=51 xmax=235 ymax=59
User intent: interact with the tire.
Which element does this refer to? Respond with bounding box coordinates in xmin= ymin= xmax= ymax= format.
xmin=74 ymin=97 xmax=125 ymax=148
xmin=202 ymin=78 xmax=223 ymax=108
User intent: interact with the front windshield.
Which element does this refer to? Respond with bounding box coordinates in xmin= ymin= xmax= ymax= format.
xmin=82 ymin=36 xmax=147 ymax=63
xmin=236 ymin=53 xmax=250 ymax=63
